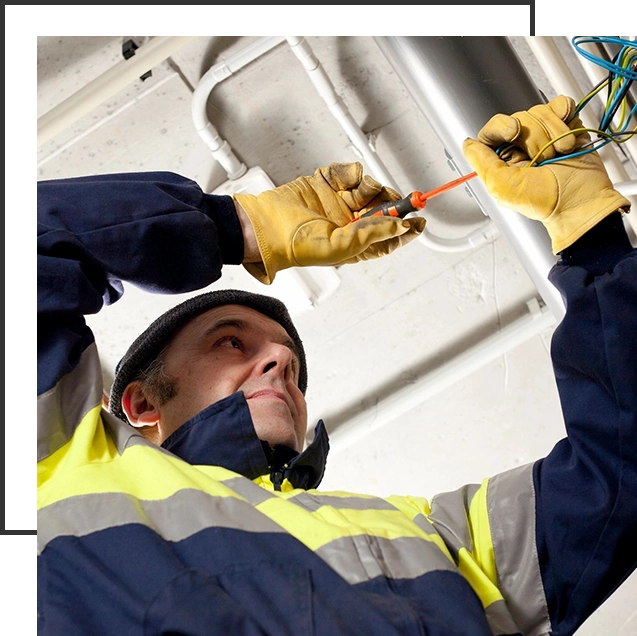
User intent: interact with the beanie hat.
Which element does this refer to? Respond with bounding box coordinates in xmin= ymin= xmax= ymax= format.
xmin=109 ymin=289 xmax=307 ymax=424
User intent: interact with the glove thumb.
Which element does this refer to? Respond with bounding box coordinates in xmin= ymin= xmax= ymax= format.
xmin=462 ymin=136 xmax=550 ymax=215
xmin=462 ymin=137 xmax=508 ymax=181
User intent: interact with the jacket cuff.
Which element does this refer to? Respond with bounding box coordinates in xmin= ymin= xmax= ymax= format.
xmin=201 ymin=193 xmax=244 ymax=264
xmin=559 ymin=211 xmax=634 ymax=275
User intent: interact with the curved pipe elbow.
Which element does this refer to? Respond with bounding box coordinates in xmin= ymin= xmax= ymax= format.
xmin=416 ymin=218 xmax=497 ymax=253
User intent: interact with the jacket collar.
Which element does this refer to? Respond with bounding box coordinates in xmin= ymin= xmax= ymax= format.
xmin=160 ymin=391 xmax=329 ymax=489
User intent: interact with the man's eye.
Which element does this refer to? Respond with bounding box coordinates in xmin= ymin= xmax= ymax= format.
xmin=217 ymin=336 xmax=242 ymax=349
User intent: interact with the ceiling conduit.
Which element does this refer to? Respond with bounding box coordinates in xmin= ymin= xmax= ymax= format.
xmin=322 ymin=299 xmax=556 ymax=453
xmin=320 ymin=38 xmax=568 ymax=450
xmin=37 ymin=36 xmax=195 ymax=148
xmin=326 ymin=36 xmax=637 ymax=452
xmin=191 ymin=36 xmax=287 ymax=179
xmin=373 ymin=36 xmax=566 ymax=322
xmin=285 ymin=36 xmax=497 ymax=254
xmin=192 ymin=36 xmax=496 ymax=253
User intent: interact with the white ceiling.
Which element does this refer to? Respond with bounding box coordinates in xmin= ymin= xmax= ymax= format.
xmin=36 ymin=35 xmax=637 ymax=634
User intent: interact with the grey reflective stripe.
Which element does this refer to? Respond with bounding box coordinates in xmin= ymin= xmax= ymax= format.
xmin=222 ymin=481 xmax=413 ymax=512
xmin=37 ymin=342 xmax=103 ymax=461
xmin=408 ymin=512 xmax=439 ymax=536
xmin=101 ymin=408 xmax=175 ymax=457
xmin=37 ymin=488 xmax=287 ymax=555
xmin=484 ymin=598 xmax=524 ymax=636
xmin=289 ymin=492 xmax=398 ymax=513
xmin=224 ymin=476 xmax=277 ymax=506
xmin=315 ymin=534 xmax=457 ymax=585
xmin=487 ymin=463 xmax=550 ymax=636
xmin=429 ymin=483 xmax=481 ymax=559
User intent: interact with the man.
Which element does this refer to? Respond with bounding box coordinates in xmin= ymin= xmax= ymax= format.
xmin=38 ymin=96 xmax=636 ymax=635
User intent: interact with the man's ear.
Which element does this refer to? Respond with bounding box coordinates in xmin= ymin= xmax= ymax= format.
xmin=121 ymin=382 xmax=161 ymax=429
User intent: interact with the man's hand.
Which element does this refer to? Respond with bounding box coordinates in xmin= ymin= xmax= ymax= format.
xmin=234 ymin=162 xmax=425 ymax=284
xmin=462 ymin=95 xmax=630 ymax=254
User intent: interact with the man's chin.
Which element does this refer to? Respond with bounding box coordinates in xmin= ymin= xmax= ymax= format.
xmin=247 ymin=398 xmax=303 ymax=452
xmin=251 ymin=420 xmax=299 ymax=453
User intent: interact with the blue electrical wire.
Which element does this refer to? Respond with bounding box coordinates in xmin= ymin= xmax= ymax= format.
xmin=571 ymin=37 xmax=637 ymax=82
xmin=534 ymin=36 xmax=636 ymax=167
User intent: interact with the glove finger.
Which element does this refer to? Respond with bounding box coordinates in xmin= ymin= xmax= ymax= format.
xmin=497 ymin=145 xmax=529 ymax=165
xmin=477 ymin=113 xmax=521 ymax=148
xmin=463 ymin=138 xmax=557 ymax=221
xmin=477 ymin=96 xmax=578 ymax=162
xmin=547 ymin=94 xmax=576 ymax=123
xmin=515 ymin=103 xmax=575 ymax=161
xmin=340 ymin=217 xmax=426 ymax=263
xmin=335 ymin=216 xmax=425 ymax=260
xmin=319 ymin=162 xmax=363 ymax=191
xmin=341 ymin=174 xmax=384 ymax=210
xmin=568 ymin=113 xmax=584 ymax=132
xmin=463 ymin=137 xmax=503 ymax=175
xmin=293 ymin=216 xmax=424 ymax=267
xmin=463 ymin=138 xmax=523 ymax=196
xmin=568 ymin=115 xmax=593 ymax=149
xmin=573 ymin=127 xmax=593 ymax=148
xmin=513 ymin=96 xmax=575 ymax=160
xmin=368 ymin=184 xmax=402 ymax=208
xmin=342 ymin=177 xmax=402 ymax=212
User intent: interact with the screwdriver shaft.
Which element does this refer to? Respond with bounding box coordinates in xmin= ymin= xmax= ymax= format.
xmin=354 ymin=171 xmax=477 ymax=221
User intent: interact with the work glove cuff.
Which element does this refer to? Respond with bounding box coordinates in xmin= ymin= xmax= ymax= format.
xmin=234 ymin=191 xmax=294 ymax=284
xmin=547 ymin=191 xmax=631 ymax=254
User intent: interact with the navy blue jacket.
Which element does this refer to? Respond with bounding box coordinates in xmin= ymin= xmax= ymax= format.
xmin=38 ymin=172 xmax=637 ymax=635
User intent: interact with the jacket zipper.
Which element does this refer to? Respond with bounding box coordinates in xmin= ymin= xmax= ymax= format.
xmin=271 ymin=463 xmax=288 ymax=492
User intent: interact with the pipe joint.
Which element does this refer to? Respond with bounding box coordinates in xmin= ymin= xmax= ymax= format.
xmin=210 ymin=140 xmax=246 ymax=180
xmin=286 ymin=37 xmax=320 ymax=72
xmin=200 ymin=122 xmax=224 ymax=151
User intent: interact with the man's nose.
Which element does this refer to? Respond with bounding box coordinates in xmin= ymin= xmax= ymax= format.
xmin=259 ymin=342 xmax=294 ymax=382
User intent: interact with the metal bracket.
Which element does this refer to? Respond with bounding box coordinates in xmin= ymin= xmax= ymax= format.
xmin=122 ymin=38 xmax=152 ymax=81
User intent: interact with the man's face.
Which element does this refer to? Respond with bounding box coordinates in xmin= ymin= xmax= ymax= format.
xmin=156 ymin=304 xmax=308 ymax=452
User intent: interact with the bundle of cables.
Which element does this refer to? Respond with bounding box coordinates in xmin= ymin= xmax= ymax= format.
xmin=529 ymin=36 xmax=636 ymax=167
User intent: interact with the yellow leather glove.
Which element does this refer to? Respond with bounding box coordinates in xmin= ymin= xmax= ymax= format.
xmin=462 ymin=95 xmax=630 ymax=254
xmin=234 ymin=162 xmax=426 ymax=284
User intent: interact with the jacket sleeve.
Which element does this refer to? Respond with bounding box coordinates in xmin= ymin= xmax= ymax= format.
xmin=482 ymin=246 xmax=637 ymax=636
xmin=533 ymin=247 xmax=637 ymax=636
xmin=428 ymin=245 xmax=637 ymax=636
xmin=37 ymin=171 xmax=244 ymax=398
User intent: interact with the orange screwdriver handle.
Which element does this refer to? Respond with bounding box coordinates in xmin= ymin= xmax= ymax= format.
xmin=354 ymin=192 xmax=425 ymax=221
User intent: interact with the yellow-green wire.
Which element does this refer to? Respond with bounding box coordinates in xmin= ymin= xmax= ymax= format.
xmin=528 ymin=127 xmax=621 ymax=167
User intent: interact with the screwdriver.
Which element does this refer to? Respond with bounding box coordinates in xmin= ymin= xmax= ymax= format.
xmin=352 ymin=171 xmax=478 ymax=221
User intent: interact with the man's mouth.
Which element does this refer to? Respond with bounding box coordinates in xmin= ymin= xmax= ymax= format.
xmin=247 ymin=389 xmax=288 ymax=404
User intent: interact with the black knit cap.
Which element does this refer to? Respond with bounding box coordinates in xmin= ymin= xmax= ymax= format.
xmin=109 ymin=289 xmax=307 ymax=424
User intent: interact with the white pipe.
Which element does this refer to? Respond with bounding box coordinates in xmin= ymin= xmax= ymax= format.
xmin=191 ymin=36 xmax=286 ymax=179
xmin=38 ymin=36 xmax=195 ymax=148
xmin=286 ymin=36 xmax=400 ymax=191
xmin=315 ymin=38 xmax=630 ymax=448
xmin=615 ymin=179 xmax=637 ymax=197
xmin=323 ymin=298 xmax=557 ymax=453
xmin=38 ymin=72 xmax=178 ymax=168
xmin=413 ymin=216 xmax=499 ymax=252
xmin=286 ymin=36 xmax=495 ymax=254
